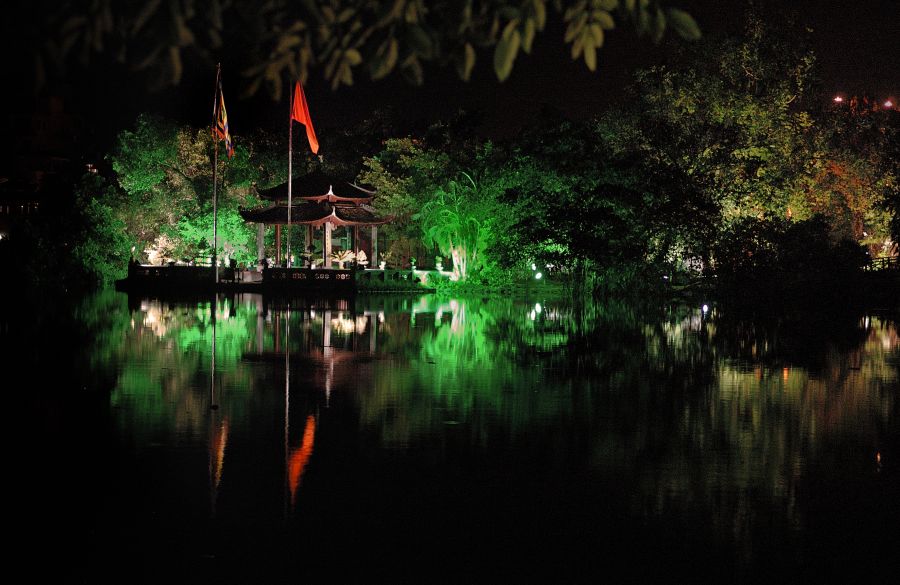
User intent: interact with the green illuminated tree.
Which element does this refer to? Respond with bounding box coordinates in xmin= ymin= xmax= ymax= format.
xmin=71 ymin=174 xmax=134 ymax=284
xmin=416 ymin=172 xmax=498 ymax=280
xmin=106 ymin=114 xmax=281 ymax=265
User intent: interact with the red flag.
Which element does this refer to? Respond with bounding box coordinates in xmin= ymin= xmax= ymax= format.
xmin=291 ymin=80 xmax=319 ymax=154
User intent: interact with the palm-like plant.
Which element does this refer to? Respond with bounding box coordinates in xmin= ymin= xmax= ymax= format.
xmin=416 ymin=172 xmax=493 ymax=281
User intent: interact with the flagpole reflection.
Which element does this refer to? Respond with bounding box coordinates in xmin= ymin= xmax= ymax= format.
xmin=210 ymin=297 xmax=218 ymax=410
xmin=284 ymin=304 xmax=290 ymax=519
xmin=208 ymin=297 xmax=227 ymax=518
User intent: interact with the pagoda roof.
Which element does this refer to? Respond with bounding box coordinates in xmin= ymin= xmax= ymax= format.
xmin=239 ymin=201 xmax=392 ymax=227
xmin=256 ymin=169 xmax=375 ymax=202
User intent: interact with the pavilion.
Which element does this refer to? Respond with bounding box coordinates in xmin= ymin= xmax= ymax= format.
xmin=240 ymin=169 xmax=391 ymax=268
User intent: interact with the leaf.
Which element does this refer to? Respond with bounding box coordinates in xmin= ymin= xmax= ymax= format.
xmin=590 ymin=24 xmax=605 ymax=47
xmin=665 ymin=8 xmax=701 ymax=41
xmin=337 ymin=8 xmax=354 ymax=23
xmin=593 ymin=10 xmax=615 ymax=30
xmin=493 ymin=29 xmax=520 ymax=81
xmin=501 ymin=19 xmax=519 ymax=41
xmin=344 ymin=48 xmax=362 ymax=66
xmin=584 ymin=35 xmax=597 ymax=71
xmin=376 ymin=0 xmax=405 ymax=26
xmin=168 ymin=46 xmax=182 ymax=85
xmin=571 ymin=35 xmax=583 ymax=59
xmin=402 ymin=54 xmax=424 ymax=85
xmin=523 ymin=18 xmax=536 ymax=53
xmin=533 ymin=0 xmax=547 ymax=28
xmin=564 ymin=19 xmax=582 ymax=43
xmin=131 ymin=0 xmax=162 ymax=35
xmin=275 ymin=34 xmax=301 ymax=53
xmin=370 ymin=38 xmax=399 ymax=80
xmin=408 ymin=25 xmax=433 ymax=59
xmin=462 ymin=42 xmax=476 ymax=80
xmin=324 ymin=49 xmax=340 ymax=80
xmin=632 ymin=8 xmax=646 ymax=36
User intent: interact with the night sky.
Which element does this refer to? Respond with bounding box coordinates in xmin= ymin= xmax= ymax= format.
xmin=2 ymin=0 xmax=897 ymax=165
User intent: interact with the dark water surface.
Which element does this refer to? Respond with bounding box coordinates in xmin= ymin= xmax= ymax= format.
xmin=5 ymin=291 xmax=899 ymax=584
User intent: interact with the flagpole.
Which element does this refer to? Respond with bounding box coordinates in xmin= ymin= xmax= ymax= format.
xmin=287 ymin=83 xmax=293 ymax=266
xmin=212 ymin=64 xmax=221 ymax=284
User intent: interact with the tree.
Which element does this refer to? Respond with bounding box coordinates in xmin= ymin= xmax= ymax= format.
xmin=19 ymin=1 xmax=699 ymax=98
xmin=815 ymin=99 xmax=899 ymax=256
xmin=600 ymin=10 xmax=895 ymax=272
xmin=619 ymin=11 xmax=819 ymax=224
xmin=359 ymin=136 xmax=455 ymax=266
xmin=416 ymin=172 xmax=497 ymax=280
xmin=71 ymin=174 xmax=133 ymax=284
xmin=104 ymin=115 xmax=286 ymax=265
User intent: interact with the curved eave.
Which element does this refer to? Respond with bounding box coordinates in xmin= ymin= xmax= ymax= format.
xmin=328 ymin=208 xmax=394 ymax=227
xmin=300 ymin=192 xmax=373 ymax=204
xmin=239 ymin=204 xmax=393 ymax=227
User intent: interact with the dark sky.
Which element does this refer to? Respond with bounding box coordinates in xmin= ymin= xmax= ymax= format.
xmin=247 ymin=0 xmax=900 ymax=139
xmin=2 ymin=0 xmax=898 ymax=160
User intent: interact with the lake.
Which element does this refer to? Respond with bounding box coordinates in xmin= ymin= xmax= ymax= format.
xmin=5 ymin=291 xmax=898 ymax=583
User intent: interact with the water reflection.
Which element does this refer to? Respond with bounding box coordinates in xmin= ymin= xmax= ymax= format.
xmin=65 ymin=292 xmax=900 ymax=581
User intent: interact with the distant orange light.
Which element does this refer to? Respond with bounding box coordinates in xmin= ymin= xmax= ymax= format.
xmin=884 ymin=100 xmax=894 ymax=108
xmin=876 ymin=452 xmax=881 ymax=464
xmin=833 ymin=96 xmax=844 ymax=103
xmin=782 ymin=367 xmax=789 ymax=381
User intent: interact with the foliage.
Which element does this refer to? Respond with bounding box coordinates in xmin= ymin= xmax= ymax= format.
xmin=712 ymin=215 xmax=868 ymax=301
xmin=488 ymin=114 xmax=716 ymax=293
xmin=23 ymin=1 xmax=700 ymax=98
xmin=817 ymin=100 xmax=899 ymax=255
xmin=359 ymin=137 xmax=454 ymax=238
xmin=583 ymin=12 xmax=896 ymax=278
xmin=415 ymin=172 xmax=498 ymax=280
xmin=71 ymin=174 xmax=133 ymax=284
xmin=357 ymin=13 xmax=894 ymax=295
xmin=105 ymin=114 xmax=274 ymax=266
xmin=617 ymin=12 xmax=820 ymax=225
xmin=362 ymin=135 xmax=510 ymax=281
xmin=356 ymin=273 xmax=426 ymax=292
xmin=331 ymin=249 xmax=356 ymax=269
xmin=175 ymin=204 xmax=258 ymax=265
xmin=0 ymin=172 xmax=132 ymax=289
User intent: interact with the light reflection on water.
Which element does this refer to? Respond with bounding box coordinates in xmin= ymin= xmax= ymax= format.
xmin=18 ymin=291 xmax=899 ymax=582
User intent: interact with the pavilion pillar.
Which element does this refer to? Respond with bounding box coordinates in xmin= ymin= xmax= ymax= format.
xmin=275 ymin=225 xmax=282 ymax=265
xmin=256 ymin=297 xmax=264 ymax=354
xmin=371 ymin=226 xmax=378 ymax=268
xmin=322 ymin=310 xmax=332 ymax=348
xmin=305 ymin=225 xmax=312 ymax=266
xmin=257 ymin=224 xmax=265 ymax=266
xmin=353 ymin=226 xmax=360 ymax=264
xmin=324 ymin=223 xmax=333 ymax=268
